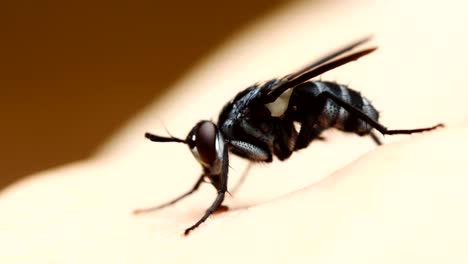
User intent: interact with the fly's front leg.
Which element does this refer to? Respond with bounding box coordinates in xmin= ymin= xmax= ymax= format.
xmin=184 ymin=141 xmax=230 ymax=235
xmin=240 ymin=119 xmax=295 ymax=161
xmin=184 ymin=191 xmax=226 ymax=235
xmin=316 ymin=91 xmax=443 ymax=138
xmin=133 ymin=174 xmax=205 ymax=214
xmin=229 ymin=140 xmax=272 ymax=161
xmin=229 ymin=119 xmax=273 ymax=162
xmin=240 ymin=119 xmax=275 ymax=147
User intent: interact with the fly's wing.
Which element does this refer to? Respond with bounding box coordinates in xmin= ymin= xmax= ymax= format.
xmin=263 ymin=36 xmax=377 ymax=104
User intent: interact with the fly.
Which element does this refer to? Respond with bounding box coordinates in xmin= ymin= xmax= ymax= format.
xmin=134 ymin=36 xmax=443 ymax=235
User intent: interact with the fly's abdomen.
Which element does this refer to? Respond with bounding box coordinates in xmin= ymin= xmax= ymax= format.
xmin=293 ymin=81 xmax=379 ymax=135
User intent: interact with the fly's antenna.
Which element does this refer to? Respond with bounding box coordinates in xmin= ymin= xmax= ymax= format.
xmin=144 ymin=132 xmax=185 ymax=143
xmin=144 ymin=121 xmax=186 ymax=143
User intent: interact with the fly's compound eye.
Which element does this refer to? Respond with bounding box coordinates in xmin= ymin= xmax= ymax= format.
xmin=195 ymin=121 xmax=217 ymax=165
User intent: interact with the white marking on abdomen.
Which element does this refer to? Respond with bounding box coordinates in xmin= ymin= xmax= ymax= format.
xmin=336 ymin=85 xmax=350 ymax=128
xmin=358 ymin=97 xmax=377 ymax=132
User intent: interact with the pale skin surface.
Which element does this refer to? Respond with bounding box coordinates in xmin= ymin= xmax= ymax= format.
xmin=1 ymin=1 xmax=468 ymax=263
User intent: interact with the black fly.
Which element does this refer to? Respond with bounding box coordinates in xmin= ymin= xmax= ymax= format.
xmin=134 ymin=36 xmax=443 ymax=235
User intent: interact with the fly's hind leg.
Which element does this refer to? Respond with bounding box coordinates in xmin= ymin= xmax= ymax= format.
xmin=315 ymin=91 xmax=443 ymax=139
xmin=369 ymin=131 xmax=383 ymax=145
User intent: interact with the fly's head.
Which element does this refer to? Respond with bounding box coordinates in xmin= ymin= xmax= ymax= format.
xmin=186 ymin=121 xmax=225 ymax=173
xmin=145 ymin=120 xmax=225 ymax=175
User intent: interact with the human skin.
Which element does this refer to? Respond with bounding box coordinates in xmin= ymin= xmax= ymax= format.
xmin=1 ymin=1 xmax=468 ymax=263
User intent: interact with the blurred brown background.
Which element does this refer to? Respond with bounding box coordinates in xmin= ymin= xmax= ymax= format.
xmin=0 ymin=1 xmax=287 ymax=190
